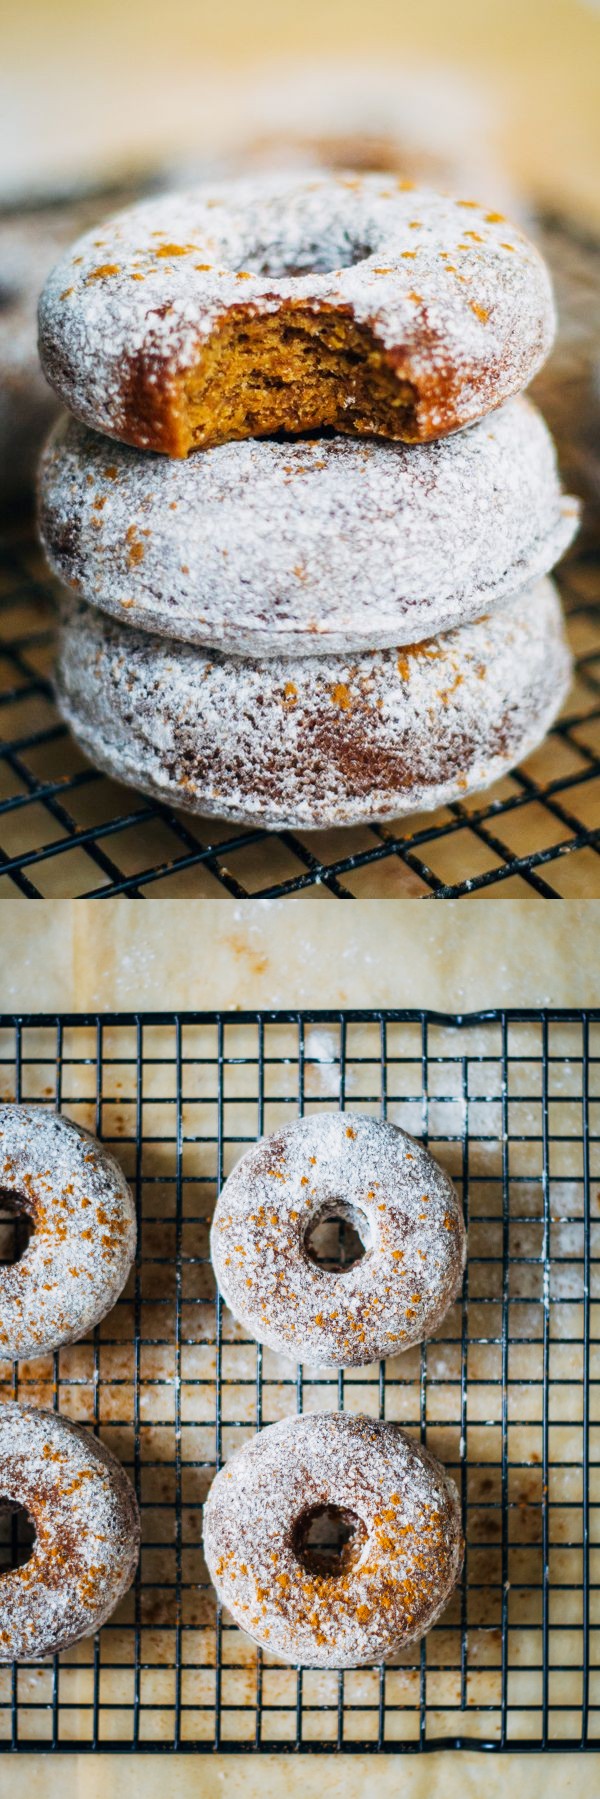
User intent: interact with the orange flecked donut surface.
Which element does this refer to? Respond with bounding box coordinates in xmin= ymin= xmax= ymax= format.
xmin=203 ymin=1413 xmax=464 ymax=1667
xmin=0 ymin=1401 xmax=140 ymax=1662
xmin=39 ymin=398 xmax=578 ymax=658
xmin=54 ymin=578 xmax=571 ymax=831
xmin=0 ymin=1105 xmax=136 ymax=1359
xmin=38 ymin=174 xmax=555 ymax=456
xmin=210 ymin=1112 xmax=466 ymax=1367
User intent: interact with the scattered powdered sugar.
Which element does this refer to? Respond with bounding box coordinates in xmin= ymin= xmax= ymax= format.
xmin=55 ymin=576 xmax=572 ymax=830
xmin=203 ymin=1412 xmax=463 ymax=1667
xmin=38 ymin=174 xmax=556 ymax=449
xmin=210 ymin=1112 xmax=466 ymax=1366
xmin=38 ymin=398 xmax=578 ymax=656
xmin=0 ymin=1401 xmax=140 ymax=1661
xmin=0 ymin=1105 xmax=136 ymax=1359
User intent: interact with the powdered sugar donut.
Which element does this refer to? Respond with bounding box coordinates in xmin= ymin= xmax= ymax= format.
xmin=0 ymin=1401 xmax=140 ymax=1661
xmin=0 ymin=1105 xmax=136 ymax=1360
xmin=38 ymin=174 xmax=555 ymax=456
xmin=38 ymin=398 xmax=578 ymax=656
xmin=210 ymin=1112 xmax=465 ymax=1366
xmin=54 ymin=577 xmax=572 ymax=830
xmin=203 ymin=1413 xmax=463 ymax=1667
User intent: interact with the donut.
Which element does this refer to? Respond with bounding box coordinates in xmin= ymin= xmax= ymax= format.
xmin=38 ymin=398 xmax=579 ymax=658
xmin=0 ymin=1105 xmax=136 ymax=1360
xmin=54 ymin=577 xmax=572 ymax=831
xmin=0 ymin=1400 xmax=140 ymax=1660
xmin=203 ymin=1413 xmax=463 ymax=1667
xmin=38 ymin=174 xmax=555 ymax=456
xmin=210 ymin=1112 xmax=465 ymax=1366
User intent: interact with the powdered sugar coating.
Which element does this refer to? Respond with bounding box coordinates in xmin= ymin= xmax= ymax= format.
xmin=38 ymin=174 xmax=556 ymax=452
xmin=55 ymin=577 xmax=572 ymax=830
xmin=0 ymin=1105 xmax=136 ymax=1360
xmin=38 ymin=399 xmax=579 ymax=656
xmin=0 ymin=1401 xmax=140 ymax=1661
xmin=211 ymin=1112 xmax=466 ymax=1366
xmin=203 ymin=1413 xmax=463 ymax=1667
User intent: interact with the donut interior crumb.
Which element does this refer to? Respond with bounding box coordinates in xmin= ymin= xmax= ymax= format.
xmin=173 ymin=306 xmax=418 ymax=455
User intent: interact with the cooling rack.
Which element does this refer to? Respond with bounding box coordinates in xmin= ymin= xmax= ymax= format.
xmin=0 ymin=1006 xmax=598 ymax=1753
xmin=0 ymin=215 xmax=599 ymax=898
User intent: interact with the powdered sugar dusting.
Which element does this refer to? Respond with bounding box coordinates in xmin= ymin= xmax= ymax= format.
xmin=0 ymin=1401 xmax=140 ymax=1661
xmin=38 ymin=398 xmax=578 ymax=656
xmin=203 ymin=1412 xmax=463 ymax=1667
xmin=55 ymin=577 xmax=572 ymax=829
xmin=0 ymin=1105 xmax=136 ymax=1359
xmin=211 ymin=1112 xmax=465 ymax=1365
xmin=38 ymin=173 xmax=556 ymax=450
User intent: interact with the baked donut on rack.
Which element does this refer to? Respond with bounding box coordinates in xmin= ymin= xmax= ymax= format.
xmin=0 ymin=1105 xmax=136 ymax=1360
xmin=54 ymin=577 xmax=572 ymax=831
xmin=203 ymin=1412 xmax=463 ymax=1667
xmin=210 ymin=1111 xmax=466 ymax=1366
xmin=0 ymin=1401 xmax=140 ymax=1661
xmin=38 ymin=398 xmax=578 ymax=657
xmin=38 ymin=173 xmax=555 ymax=456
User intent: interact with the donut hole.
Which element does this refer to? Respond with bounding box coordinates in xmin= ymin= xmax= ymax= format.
xmin=0 ymin=1191 xmax=35 ymax=1267
xmin=292 ymin=1503 xmax=368 ymax=1577
xmin=177 ymin=307 xmax=418 ymax=456
xmin=0 ymin=1499 xmax=36 ymax=1575
xmin=303 ymin=1199 xmax=372 ymax=1273
xmin=242 ymin=236 xmax=373 ymax=278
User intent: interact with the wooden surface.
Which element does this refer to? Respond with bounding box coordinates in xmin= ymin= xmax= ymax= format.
xmin=0 ymin=900 xmax=599 ymax=1011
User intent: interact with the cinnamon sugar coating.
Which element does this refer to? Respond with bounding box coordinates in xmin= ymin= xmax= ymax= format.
xmin=38 ymin=174 xmax=555 ymax=455
xmin=211 ymin=1112 xmax=466 ymax=1365
xmin=203 ymin=1413 xmax=463 ymax=1667
xmin=54 ymin=577 xmax=572 ymax=830
xmin=0 ymin=1106 xmax=136 ymax=1360
xmin=0 ymin=1401 xmax=140 ymax=1661
xmin=38 ymin=399 xmax=579 ymax=657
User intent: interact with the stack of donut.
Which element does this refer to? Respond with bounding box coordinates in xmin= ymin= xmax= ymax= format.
xmin=37 ymin=173 xmax=578 ymax=828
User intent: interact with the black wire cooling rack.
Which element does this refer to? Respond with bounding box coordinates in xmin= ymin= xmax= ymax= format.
xmin=0 ymin=1006 xmax=598 ymax=1754
xmin=1 ymin=215 xmax=599 ymax=898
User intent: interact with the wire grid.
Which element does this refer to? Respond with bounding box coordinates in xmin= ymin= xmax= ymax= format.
xmin=0 ymin=1006 xmax=598 ymax=1754
xmin=1 ymin=216 xmax=599 ymax=898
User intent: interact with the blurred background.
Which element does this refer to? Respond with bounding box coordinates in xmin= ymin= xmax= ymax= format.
xmin=2 ymin=0 xmax=599 ymax=220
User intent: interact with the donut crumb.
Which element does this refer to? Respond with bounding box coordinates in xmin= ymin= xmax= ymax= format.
xmin=169 ymin=306 xmax=418 ymax=455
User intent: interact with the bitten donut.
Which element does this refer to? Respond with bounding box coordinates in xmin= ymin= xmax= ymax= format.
xmin=38 ymin=398 xmax=579 ymax=657
xmin=38 ymin=174 xmax=555 ymax=456
xmin=55 ymin=577 xmax=572 ymax=831
xmin=0 ymin=1401 xmax=140 ymax=1660
xmin=203 ymin=1413 xmax=463 ymax=1667
xmin=0 ymin=1105 xmax=136 ymax=1359
xmin=210 ymin=1112 xmax=466 ymax=1365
